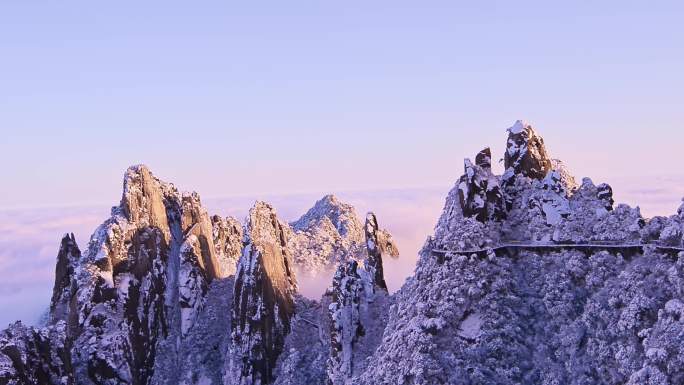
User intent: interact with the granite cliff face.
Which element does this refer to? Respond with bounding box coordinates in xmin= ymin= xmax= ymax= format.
xmin=229 ymin=202 xmax=298 ymax=385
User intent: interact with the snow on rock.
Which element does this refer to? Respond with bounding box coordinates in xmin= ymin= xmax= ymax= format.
xmin=178 ymin=235 xmax=209 ymax=337
xmin=457 ymin=148 xmax=506 ymax=223
xmin=364 ymin=212 xmax=397 ymax=292
xmin=326 ymin=248 xmax=391 ymax=384
xmin=49 ymin=233 xmax=81 ymax=325
xmin=288 ymin=195 xmax=366 ymax=276
xmin=0 ymin=321 xmax=72 ymax=385
xmin=211 ymin=215 xmax=244 ymax=277
xmin=13 ymin=165 xmax=237 ymax=385
xmin=504 ymin=120 xmax=552 ymax=180
xmin=229 ymin=202 xmax=298 ymax=385
xmin=7 ymin=120 xmax=684 ymax=384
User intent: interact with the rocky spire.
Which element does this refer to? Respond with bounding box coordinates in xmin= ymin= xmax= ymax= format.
xmin=120 ymin=164 xmax=170 ymax=238
xmin=458 ymin=150 xmax=506 ymax=223
xmin=364 ymin=212 xmax=396 ymax=291
xmin=327 ymin=261 xmax=365 ymax=385
xmin=231 ymin=202 xmax=297 ymax=385
xmin=179 ymin=191 xmax=222 ymax=280
xmin=475 ymin=147 xmax=492 ymax=169
xmin=504 ymin=120 xmax=552 ymax=180
xmin=49 ymin=233 xmax=81 ymax=325
xmin=327 ymin=217 xmax=394 ymax=384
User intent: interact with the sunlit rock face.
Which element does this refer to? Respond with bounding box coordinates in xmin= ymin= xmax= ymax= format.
xmin=504 ymin=120 xmax=552 ymax=180
xmin=212 ymin=215 xmax=244 ymax=277
xmin=230 ymin=202 xmax=298 ymax=385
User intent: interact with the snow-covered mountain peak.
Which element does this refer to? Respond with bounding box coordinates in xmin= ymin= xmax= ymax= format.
xmin=291 ymin=194 xmax=361 ymax=238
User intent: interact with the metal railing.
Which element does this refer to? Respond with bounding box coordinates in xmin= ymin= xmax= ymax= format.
xmin=432 ymin=240 xmax=684 ymax=256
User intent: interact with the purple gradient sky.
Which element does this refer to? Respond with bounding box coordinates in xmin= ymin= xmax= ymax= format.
xmin=1 ymin=1 xmax=683 ymax=209
xmin=1 ymin=1 xmax=684 ymax=326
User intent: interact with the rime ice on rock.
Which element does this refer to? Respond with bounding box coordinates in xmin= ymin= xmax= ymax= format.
xmin=289 ymin=195 xmax=366 ymax=276
xmin=230 ymin=202 xmax=298 ymax=385
xmin=457 ymin=148 xmax=506 ymax=223
xmin=212 ymin=215 xmax=244 ymax=277
xmin=178 ymin=235 xmax=210 ymax=336
xmin=327 ymin=261 xmax=365 ymax=385
xmin=326 ymin=215 xmax=392 ymax=385
xmin=0 ymin=321 xmax=72 ymax=385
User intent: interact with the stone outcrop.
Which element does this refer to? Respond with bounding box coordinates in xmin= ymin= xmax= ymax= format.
xmin=457 ymin=149 xmax=506 ymax=223
xmin=211 ymin=215 xmax=244 ymax=277
xmin=230 ymin=202 xmax=298 ymax=385
xmin=178 ymin=235 xmax=210 ymax=336
xmin=49 ymin=233 xmax=81 ymax=326
xmin=326 ymin=214 xmax=393 ymax=385
xmin=0 ymin=321 xmax=72 ymax=385
xmin=327 ymin=261 xmax=365 ymax=385
xmin=364 ymin=213 xmax=391 ymax=291
xmin=504 ymin=120 xmax=552 ymax=180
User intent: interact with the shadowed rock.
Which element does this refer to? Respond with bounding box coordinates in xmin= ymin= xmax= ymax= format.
xmin=475 ymin=147 xmax=492 ymax=169
xmin=597 ymin=183 xmax=614 ymax=211
xmin=458 ymin=151 xmax=506 ymax=223
xmin=0 ymin=321 xmax=73 ymax=385
xmin=49 ymin=233 xmax=81 ymax=326
xmin=504 ymin=120 xmax=552 ymax=180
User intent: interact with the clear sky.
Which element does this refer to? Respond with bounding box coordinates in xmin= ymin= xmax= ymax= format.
xmin=1 ymin=1 xmax=683 ymax=209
